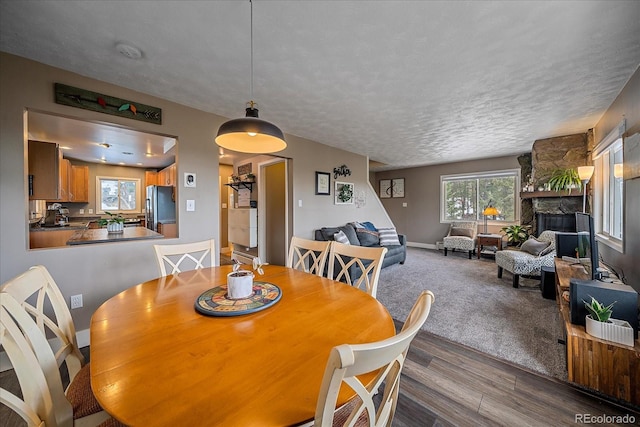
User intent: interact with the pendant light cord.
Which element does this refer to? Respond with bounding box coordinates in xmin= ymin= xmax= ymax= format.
xmin=250 ymin=0 xmax=254 ymax=103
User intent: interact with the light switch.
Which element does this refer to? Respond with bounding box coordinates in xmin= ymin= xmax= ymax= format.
xmin=402 ymin=202 xmax=407 ymax=207
xmin=222 ymin=203 xmax=227 ymax=209
xmin=186 ymin=200 xmax=195 ymax=211
xmin=298 ymin=199 xmax=303 ymax=207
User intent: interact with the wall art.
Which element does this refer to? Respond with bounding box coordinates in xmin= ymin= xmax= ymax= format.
xmin=315 ymin=171 xmax=330 ymax=195
xmin=335 ymin=181 xmax=354 ymax=205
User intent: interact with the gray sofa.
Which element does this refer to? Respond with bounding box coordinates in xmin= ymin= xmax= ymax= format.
xmin=314 ymin=222 xmax=406 ymax=269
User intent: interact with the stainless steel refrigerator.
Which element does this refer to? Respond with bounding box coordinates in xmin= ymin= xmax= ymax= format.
xmin=146 ymin=185 xmax=176 ymax=232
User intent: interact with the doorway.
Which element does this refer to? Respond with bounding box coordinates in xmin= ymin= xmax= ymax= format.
xmin=258 ymin=158 xmax=289 ymax=265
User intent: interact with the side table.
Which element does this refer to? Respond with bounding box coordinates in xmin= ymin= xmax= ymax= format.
xmin=476 ymin=234 xmax=503 ymax=259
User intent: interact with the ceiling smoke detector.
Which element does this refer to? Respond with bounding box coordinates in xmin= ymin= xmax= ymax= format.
xmin=116 ymin=42 xmax=142 ymax=60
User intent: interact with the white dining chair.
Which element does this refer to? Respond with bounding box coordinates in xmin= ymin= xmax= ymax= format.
xmin=1 ymin=292 xmax=118 ymax=426
xmin=153 ymin=238 xmax=216 ymax=276
xmin=310 ymin=290 xmax=435 ymax=426
xmin=287 ymin=236 xmax=331 ymax=276
xmin=327 ymin=242 xmax=387 ymax=297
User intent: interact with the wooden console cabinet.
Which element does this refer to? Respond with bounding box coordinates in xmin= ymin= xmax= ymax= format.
xmin=554 ymin=258 xmax=639 ymax=405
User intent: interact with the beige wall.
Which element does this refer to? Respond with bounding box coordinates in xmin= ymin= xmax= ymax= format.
xmin=0 ymin=53 xmax=391 ymax=333
xmin=375 ymin=155 xmax=522 ymax=246
xmin=593 ymin=66 xmax=640 ymax=291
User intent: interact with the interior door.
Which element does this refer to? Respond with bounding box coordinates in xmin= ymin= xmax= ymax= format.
xmin=259 ymin=159 xmax=288 ymax=265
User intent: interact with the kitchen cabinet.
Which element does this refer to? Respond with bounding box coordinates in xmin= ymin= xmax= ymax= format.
xmin=158 ymin=163 xmax=176 ymax=186
xmin=28 ymin=140 xmax=61 ymax=200
xmin=59 ymin=158 xmax=71 ymax=201
xmin=71 ymin=165 xmax=89 ymax=202
xmin=157 ymin=222 xmax=177 ymax=238
xmin=145 ymin=170 xmax=158 ymax=187
xmin=29 ymin=229 xmax=76 ymax=249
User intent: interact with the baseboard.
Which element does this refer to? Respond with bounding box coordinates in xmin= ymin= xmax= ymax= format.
xmin=0 ymin=328 xmax=90 ymax=372
xmin=407 ymin=241 xmax=438 ymax=250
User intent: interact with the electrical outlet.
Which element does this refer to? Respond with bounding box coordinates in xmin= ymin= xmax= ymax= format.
xmin=88 ymin=209 xmax=94 ymax=214
xmin=70 ymin=294 xmax=83 ymax=309
xmin=79 ymin=208 xmax=85 ymax=214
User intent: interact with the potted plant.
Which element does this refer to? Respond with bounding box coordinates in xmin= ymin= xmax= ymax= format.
xmin=98 ymin=211 xmax=125 ymax=233
xmin=500 ymin=224 xmax=531 ymax=246
xmin=547 ymin=168 xmax=582 ymax=193
xmin=583 ymin=296 xmax=633 ymax=346
xmin=227 ymin=257 xmax=266 ymax=299
xmin=245 ymin=173 xmax=256 ymax=183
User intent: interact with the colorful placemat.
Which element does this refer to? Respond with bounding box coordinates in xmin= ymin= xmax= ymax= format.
xmin=194 ymin=281 xmax=282 ymax=316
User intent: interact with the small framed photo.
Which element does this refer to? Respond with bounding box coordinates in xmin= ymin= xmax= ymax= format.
xmin=315 ymin=171 xmax=330 ymax=195
xmin=184 ymin=172 xmax=196 ymax=188
xmin=379 ymin=179 xmax=391 ymax=198
xmin=392 ymin=178 xmax=405 ymax=198
xmin=335 ymin=181 xmax=354 ymax=205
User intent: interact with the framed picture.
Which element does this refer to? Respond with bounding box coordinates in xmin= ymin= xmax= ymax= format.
xmin=315 ymin=171 xmax=330 ymax=195
xmin=392 ymin=178 xmax=405 ymax=198
xmin=335 ymin=181 xmax=354 ymax=205
xmin=379 ymin=179 xmax=391 ymax=198
xmin=237 ymin=163 xmax=252 ymax=175
xmin=184 ymin=172 xmax=196 ymax=188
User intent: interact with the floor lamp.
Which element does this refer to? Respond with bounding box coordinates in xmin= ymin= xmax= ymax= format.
xmin=577 ymin=166 xmax=595 ymax=213
xmin=482 ymin=202 xmax=499 ymax=234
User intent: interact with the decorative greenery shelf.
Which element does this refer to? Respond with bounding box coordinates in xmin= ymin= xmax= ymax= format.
xmin=520 ymin=190 xmax=582 ymax=199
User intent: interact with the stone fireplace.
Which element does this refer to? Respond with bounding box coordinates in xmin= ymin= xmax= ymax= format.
xmin=518 ymin=132 xmax=592 ymax=236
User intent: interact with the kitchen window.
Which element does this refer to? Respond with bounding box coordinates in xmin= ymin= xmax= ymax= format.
xmin=96 ymin=177 xmax=141 ymax=213
xmin=592 ymin=120 xmax=625 ymax=252
xmin=441 ymin=169 xmax=519 ymax=223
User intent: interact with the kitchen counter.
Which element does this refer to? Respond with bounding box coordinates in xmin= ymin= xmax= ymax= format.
xmin=67 ymin=227 xmax=163 ymax=245
xmin=30 ymin=221 xmax=90 ymax=232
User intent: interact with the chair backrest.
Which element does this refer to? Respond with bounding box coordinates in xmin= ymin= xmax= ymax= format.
xmin=538 ymin=230 xmax=557 ymax=245
xmin=153 ymin=239 xmax=216 ymax=276
xmin=327 ymin=242 xmax=388 ymax=297
xmin=313 ymin=290 xmax=435 ymax=426
xmin=1 ymin=292 xmax=74 ymax=427
xmin=0 ymin=265 xmax=84 ymax=381
xmin=446 ymin=221 xmax=478 ymax=239
xmin=287 ymin=236 xmax=331 ymax=276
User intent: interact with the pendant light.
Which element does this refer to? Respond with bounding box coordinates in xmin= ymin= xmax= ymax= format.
xmin=215 ymin=0 xmax=286 ymax=154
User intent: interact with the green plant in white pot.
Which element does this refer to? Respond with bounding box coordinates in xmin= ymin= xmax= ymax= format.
xmin=583 ymin=296 xmax=633 ymax=346
xmin=98 ymin=212 xmax=125 ymax=233
xmin=547 ymin=168 xmax=582 ymax=193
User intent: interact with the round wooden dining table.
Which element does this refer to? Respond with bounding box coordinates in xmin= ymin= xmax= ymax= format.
xmin=90 ymin=265 xmax=395 ymax=427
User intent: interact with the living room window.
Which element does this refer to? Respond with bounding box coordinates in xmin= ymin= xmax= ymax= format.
xmin=592 ymin=120 xmax=625 ymax=252
xmin=96 ymin=176 xmax=141 ymax=213
xmin=441 ymin=169 xmax=519 ymax=223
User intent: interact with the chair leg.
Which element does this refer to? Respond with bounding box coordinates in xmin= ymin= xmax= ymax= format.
xmin=468 ymin=250 xmax=472 ymax=259
xmin=444 ymin=248 xmax=448 ymax=256
xmin=497 ymin=266 xmax=503 ymax=278
xmin=513 ymin=274 xmax=520 ymax=288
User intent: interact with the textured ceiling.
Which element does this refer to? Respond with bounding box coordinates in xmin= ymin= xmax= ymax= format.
xmin=1 ymin=1 xmax=639 ymax=171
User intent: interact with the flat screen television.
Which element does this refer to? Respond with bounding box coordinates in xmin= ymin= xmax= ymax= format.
xmin=575 ymin=212 xmax=599 ymax=280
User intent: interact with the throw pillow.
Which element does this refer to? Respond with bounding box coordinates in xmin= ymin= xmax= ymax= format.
xmin=450 ymin=227 xmax=474 ymax=238
xmin=520 ymin=237 xmax=552 ymax=256
xmin=378 ymin=227 xmax=401 ymax=246
xmin=361 ymin=221 xmax=377 ymax=231
xmin=355 ymin=228 xmax=380 ymax=247
xmin=338 ymin=224 xmax=361 ymax=245
xmin=333 ymin=230 xmax=351 ymax=245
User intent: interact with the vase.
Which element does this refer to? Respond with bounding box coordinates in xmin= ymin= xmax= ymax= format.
xmin=107 ymin=222 xmax=124 ymax=233
xmin=585 ymin=315 xmax=634 ymax=346
xmin=227 ymin=270 xmax=254 ymax=299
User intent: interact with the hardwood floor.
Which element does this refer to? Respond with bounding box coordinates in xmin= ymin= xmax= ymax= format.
xmin=2 ymin=328 xmax=638 ymax=426
xmin=394 ymin=320 xmax=639 ymax=426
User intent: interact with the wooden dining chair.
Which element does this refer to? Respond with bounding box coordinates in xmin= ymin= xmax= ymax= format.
xmin=0 ymin=292 xmax=117 ymax=427
xmin=327 ymin=242 xmax=388 ymax=297
xmin=311 ymin=290 xmax=435 ymax=427
xmin=287 ymin=236 xmax=331 ymax=276
xmin=0 ymin=265 xmax=107 ymax=421
xmin=153 ymin=238 xmax=216 ymax=276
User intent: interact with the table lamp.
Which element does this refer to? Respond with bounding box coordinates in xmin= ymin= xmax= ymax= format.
xmin=577 ymin=166 xmax=595 ymax=213
xmin=482 ymin=201 xmax=499 ymax=234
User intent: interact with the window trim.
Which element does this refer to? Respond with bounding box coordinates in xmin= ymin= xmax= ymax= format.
xmin=440 ymin=168 xmax=520 ymax=223
xmin=95 ymin=176 xmax=142 ymax=214
xmin=592 ymin=119 xmax=625 ymax=253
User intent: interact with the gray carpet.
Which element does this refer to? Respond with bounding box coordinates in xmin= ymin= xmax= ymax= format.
xmin=377 ymin=247 xmax=568 ymax=380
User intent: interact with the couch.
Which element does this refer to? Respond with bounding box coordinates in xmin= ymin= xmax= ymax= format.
xmin=495 ymin=230 xmax=557 ymax=288
xmin=314 ymin=222 xmax=406 ymax=269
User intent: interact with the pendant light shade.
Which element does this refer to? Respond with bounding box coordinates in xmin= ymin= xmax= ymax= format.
xmin=215 ymin=0 xmax=286 ymax=154
xmin=216 ymin=105 xmax=286 ymax=153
